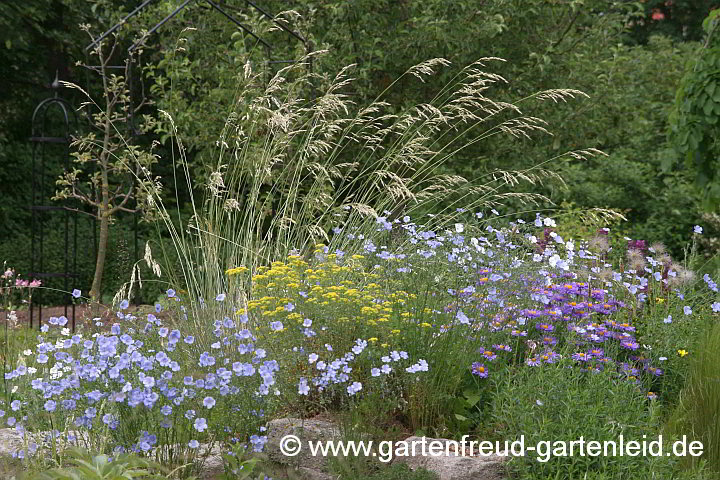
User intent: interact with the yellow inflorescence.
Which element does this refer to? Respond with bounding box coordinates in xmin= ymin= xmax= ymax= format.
xmin=233 ymin=252 xmax=424 ymax=347
xmin=226 ymin=266 xmax=248 ymax=276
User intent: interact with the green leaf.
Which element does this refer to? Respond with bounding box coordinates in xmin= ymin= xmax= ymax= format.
xmin=703 ymin=100 xmax=714 ymax=116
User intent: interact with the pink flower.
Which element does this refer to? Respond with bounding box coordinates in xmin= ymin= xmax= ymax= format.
xmin=651 ymin=9 xmax=665 ymax=20
xmin=15 ymin=279 xmax=28 ymax=287
xmin=29 ymin=280 xmax=41 ymax=288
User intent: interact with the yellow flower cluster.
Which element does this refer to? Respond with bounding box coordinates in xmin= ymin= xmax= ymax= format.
xmin=225 ymin=266 xmax=249 ymax=276
xmin=233 ymin=249 xmax=425 ymax=347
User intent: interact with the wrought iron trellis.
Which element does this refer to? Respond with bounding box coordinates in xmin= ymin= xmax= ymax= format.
xmin=27 ymin=1 xmax=308 ymax=331
xmin=28 ymin=75 xmax=84 ymax=332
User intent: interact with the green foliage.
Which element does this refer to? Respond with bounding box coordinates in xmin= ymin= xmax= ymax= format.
xmin=666 ymin=319 xmax=720 ymax=475
xmin=333 ymin=462 xmax=439 ymax=480
xmin=24 ymin=447 xmax=172 ymax=480
xmin=669 ymin=8 xmax=720 ymax=209
xmin=220 ymin=443 xmax=261 ymax=480
xmin=492 ymin=360 xmax=673 ymax=479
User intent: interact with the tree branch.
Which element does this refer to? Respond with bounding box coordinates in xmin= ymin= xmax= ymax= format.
xmin=551 ymin=10 xmax=580 ymax=50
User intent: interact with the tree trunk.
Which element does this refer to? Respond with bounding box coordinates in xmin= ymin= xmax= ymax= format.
xmin=89 ymin=212 xmax=110 ymax=301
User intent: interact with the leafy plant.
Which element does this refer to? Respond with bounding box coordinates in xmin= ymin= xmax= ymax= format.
xmin=492 ymin=358 xmax=672 ymax=480
xmin=669 ymin=8 xmax=720 ymax=209
xmin=221 ymin=442 xmax=261 ymax=480
xmin=24 ymin=447 xmax=174 ymax=480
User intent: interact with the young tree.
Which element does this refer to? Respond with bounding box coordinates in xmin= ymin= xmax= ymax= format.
xmin=54 ymin=25 xmax=159 ymax=301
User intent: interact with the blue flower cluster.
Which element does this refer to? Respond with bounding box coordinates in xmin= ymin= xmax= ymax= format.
xmin=3 ymin=294 xmax=274 ymax=460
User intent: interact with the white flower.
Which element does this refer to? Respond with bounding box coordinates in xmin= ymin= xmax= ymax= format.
xmin=49 ymin=365 xmax=63 ymax=380
xmin=543 ymin=217 xmax=556 ymax=227
xmin=23 ymin=349 xmax=32 ymax=356
xmin=454 ymin=223 xmax=464 ymax=233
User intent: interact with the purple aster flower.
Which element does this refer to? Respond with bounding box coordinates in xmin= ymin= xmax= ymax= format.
xmin=525 ymin=357 xmax=541 ymax=367
xmin=71 ymin=289 xmax=81 ymax=299
xmin=572 ymin=352 xmax=590 ymax=362
xmin=119 ymin=299 xmax=129 ymax=310
xmin=216 ymin=293 xmax=226 ymax=302
xmin=471 ymin=362 xmax=489 ymax=377
xmin=480 ymin=349 xmax=497 ymax=361
xmin=189 ymin=440 xmax=199 ymax=449
xmin=270 ymin=321 xmax=284 ymax=331
xmin=620 ymin=339 xmax=639 ymax=350
xmin=203 ymin=396 xmax=216 ymax=409
xmin=44 ymin=400 xmax=56 ymax=412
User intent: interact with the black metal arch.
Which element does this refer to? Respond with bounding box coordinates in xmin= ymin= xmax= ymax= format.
xmin=29 ymin=80 xmax=85 ymax=332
